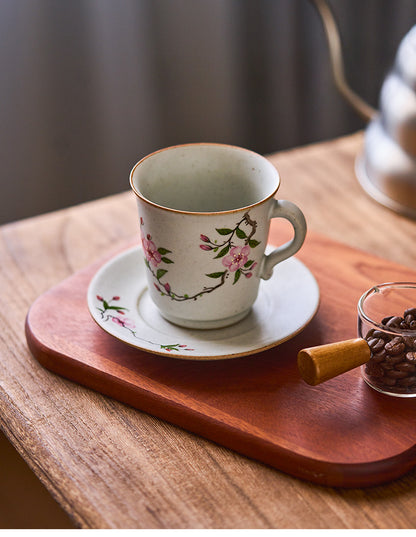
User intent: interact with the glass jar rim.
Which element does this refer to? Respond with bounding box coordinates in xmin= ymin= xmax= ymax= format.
xmin=357 ymin=281 xmax=416 ymax=335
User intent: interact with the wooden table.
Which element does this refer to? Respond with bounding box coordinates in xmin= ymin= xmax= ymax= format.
xmin=1 ymin=132 xmax=416 ymax=529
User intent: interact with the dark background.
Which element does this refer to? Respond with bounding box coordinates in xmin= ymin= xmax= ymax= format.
xmin=1 ymin=0 xmax=415 ymax=224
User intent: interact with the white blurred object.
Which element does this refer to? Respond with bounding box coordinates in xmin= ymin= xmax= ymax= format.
xmin=313 ymin=0 xmax=416 ymax=219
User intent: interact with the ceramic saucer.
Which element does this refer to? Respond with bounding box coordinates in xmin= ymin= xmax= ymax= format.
xmin=87 ymin=246 xmax=320 ymax=360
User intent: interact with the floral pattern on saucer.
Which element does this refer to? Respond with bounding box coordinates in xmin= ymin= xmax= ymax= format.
xmin=95 ymin=295 xmax=195 ymax=353
xmin=87 ymin=246 xmax=320 ymax=360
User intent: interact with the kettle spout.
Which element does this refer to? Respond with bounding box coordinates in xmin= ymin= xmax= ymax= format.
xmin=312 ymin=0 xmax=416 ymax=219
xmin=310 ymin=0 xmax=377 ymax=121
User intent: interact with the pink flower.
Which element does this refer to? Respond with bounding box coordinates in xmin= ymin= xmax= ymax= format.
xmin=200 ymin=234 xmax=210 ymax=242
xmin=222 ymin=245 xmax=250 ymax=272
xmin=200 ymin=244 xmax=212 ymax=251
xmin=244 ymin=272 xmax=253 ymax=278
xmin=112 ymin=316 xmax=135 ymax=329
xmin=164 ymin=283 xmax=171 ymax=293
xmin=142 ymin=238 xmax=162 ymax=267
xmin=96 ymin=295 xmax=103 ymax=301
xmin=112 ymin=296 xmax=120 ymax=301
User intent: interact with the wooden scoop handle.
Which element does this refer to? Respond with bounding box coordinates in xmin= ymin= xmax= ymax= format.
xmin=297 ymin=338 xmax=371 ymax=386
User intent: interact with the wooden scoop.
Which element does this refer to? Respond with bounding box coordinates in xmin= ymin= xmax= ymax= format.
xmin=297 ymin=338 xmax=371 ymax=386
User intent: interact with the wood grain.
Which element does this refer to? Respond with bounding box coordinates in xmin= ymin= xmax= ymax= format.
xmin=2 ymin=133 xmax=416 ymax=528
xmin=297 ymin=338 xmax=371 ymax=385
xmin=25 ymin=230 xmax=416 ymax=488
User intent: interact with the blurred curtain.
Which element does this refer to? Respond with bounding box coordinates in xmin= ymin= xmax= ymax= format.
xmin=1 ymin=0 xmax=416 ymax=224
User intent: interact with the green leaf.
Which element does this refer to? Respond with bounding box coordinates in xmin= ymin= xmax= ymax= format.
xmin=156 ymin=269 xmax=168 ymax=280
xmin=144 ymin=259 xmax=150 ymax=269
xmin=244 ymin=260 xmax=254 ymax=268
xmin=216 ymin=228 xmax=233 ymax=235
xmin=236 ymin=227 xmax=247 ymax=239
xmin=103 ymin=300 xmax=109 ymax=309
xmin=214 ymin=245 xmax=230 ymax=259
xmin=248 ymin=239 xmax=261 ymax=248
xmin=158 ymin=247 xmax=172 ymax=255
xmin=233 ymin=270 xmax=241 ymax=284
xmin=206 ymin=271 xmax=226 ymax=279
xmin=161 ymin=257 xmax=174 ymax=264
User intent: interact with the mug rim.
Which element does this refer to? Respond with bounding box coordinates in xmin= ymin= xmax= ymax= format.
xmin=129 ymin=142 xmax=280 ymax=215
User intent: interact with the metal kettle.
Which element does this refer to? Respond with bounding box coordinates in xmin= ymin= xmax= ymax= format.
xmin=312 ymin=0 xmax=416 ymax=220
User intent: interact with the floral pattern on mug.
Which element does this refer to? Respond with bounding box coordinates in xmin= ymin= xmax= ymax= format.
xmin=140 ymin=218 xmax=173 ymax=270
xmin=96 ymin=295 xmax=194 ymax=352
xmin=142 ymin=237 xmax=162 ymax=267
xmin=140 ymin=212 xmax=260 ymax=299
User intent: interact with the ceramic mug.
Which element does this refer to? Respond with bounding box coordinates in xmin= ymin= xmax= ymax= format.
xmin=130 ymin=143 xmax=306 ymax=329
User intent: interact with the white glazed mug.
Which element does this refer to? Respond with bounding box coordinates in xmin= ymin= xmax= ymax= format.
xmin=130 ymin=143 xmax=306 ymax=329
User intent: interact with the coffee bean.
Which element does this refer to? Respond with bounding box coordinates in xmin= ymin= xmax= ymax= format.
xmin=403 ymin=336 xmax=416 ymax=349
xmin=372 ymin=330 xmax=390 ymax=340
xmin=397 ymin=376 xmax=416 ymax=387
xmin=381 ymin=376 xmax=397 ymax=386
xmin=396 ymin=362 xmax=416 ymax=373
xmin=381 ymin=316 xmax=393 ymax=325
xmin=386 ymin=369 xmax=408 ymax=379
xmin=365 ymin=362 xmax=384 ymax=378
xmin=380 ymin=361 xmax=394 ymax=370
xmin=367 ymin=337 xmax=385 ymax=353
xmin=406 ymin=351 xmax=416 ymax=362
xmin=405 ymin=314 xmax=415 ymax=325
xmin=372 ymin=350 xmax=387 ymax=362
xmin=386 ymin=353 xmax=406 ymax=365
xmin=385 ymin=316 xmax=403 ymax=328
xmin=365 ymin=329 xmax=375 ymax=339
xmin=364 ymin=305 xmax=416 ymax=394
xmin=385 ymin=337 xmax=405 ymax=355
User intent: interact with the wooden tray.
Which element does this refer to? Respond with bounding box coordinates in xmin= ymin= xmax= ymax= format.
xmin=25 ymin=226 xmax=416 ymax=487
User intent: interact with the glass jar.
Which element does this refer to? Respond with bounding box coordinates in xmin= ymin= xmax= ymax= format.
xmin=358 ymin=282 xmax=416 ymax=397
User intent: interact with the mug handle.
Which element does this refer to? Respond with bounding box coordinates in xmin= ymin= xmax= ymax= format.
xmin=259 ymin=199 xmax=307 ymax=280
